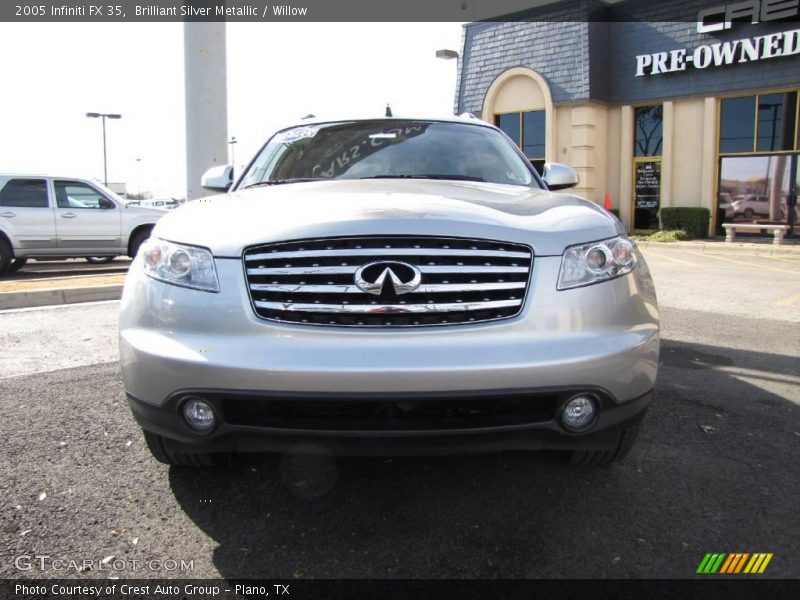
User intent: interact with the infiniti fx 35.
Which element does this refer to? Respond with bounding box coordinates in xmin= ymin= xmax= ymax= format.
xmin=119 ymin=114 xmax=659 ymax=467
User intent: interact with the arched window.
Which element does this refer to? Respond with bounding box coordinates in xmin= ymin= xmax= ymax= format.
xmin=482 ymin=67 xmax=554 ymax=175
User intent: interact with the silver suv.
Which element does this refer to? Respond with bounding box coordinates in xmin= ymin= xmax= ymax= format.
xmin=120 ymin=116 xmax=659 ymax=468
xmin=0 ymin=175 xmax=164 ymax=275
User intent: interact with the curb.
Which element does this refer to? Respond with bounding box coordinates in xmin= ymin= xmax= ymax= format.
xmin=0 ymin=284 xmax=123 ymax=310
xmin=636 ymin=240 xmax=800 ymax=256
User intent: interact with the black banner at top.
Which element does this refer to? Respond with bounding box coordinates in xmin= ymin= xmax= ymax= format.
xmin=4 ymin=0 xmax=800 ymax=23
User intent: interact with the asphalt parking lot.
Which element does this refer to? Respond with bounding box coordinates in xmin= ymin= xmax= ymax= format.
xmin=0 ymin=245 xmax=798 ymax=579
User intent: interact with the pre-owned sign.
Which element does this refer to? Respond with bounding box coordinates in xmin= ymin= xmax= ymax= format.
xmin=635 ymin=28 xmax=800 ymax=76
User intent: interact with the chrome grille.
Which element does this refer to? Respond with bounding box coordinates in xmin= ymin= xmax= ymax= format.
xmin=243 ymin=236 xmax=533 ymax=327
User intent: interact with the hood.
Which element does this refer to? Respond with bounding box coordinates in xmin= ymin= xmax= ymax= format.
xmin=125 ymin=204 xmax=168 ymax=216
xmin=152 ymin=179 xmax=623 ymax=257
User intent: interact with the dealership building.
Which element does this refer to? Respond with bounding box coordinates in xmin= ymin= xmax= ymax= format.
xmin=455 ymin=0 xmax=800 ymax=236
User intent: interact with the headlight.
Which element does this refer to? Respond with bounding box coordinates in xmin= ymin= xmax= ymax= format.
xmin=557 ymin=236 xmax=637 ymax=290
xmin=140 ymin=238 xmax=219 ymax=292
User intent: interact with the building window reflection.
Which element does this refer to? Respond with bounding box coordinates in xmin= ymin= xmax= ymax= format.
xmin=717 ymin=91 xmax=800 ymax=236
xmin=634 ymin=106 xmax=663 ymax=157
xmin=720 ymin=92 xmax=799 ymax=154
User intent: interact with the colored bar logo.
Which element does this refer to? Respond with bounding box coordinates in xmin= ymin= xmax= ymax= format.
xmin=697 ymin=553 xmax=773 ymax=574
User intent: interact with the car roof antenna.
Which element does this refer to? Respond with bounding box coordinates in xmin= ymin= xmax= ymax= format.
xmin=385 ymin=103 xmax=393 ymax=117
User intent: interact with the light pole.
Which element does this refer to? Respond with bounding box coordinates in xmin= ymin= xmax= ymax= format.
xmin=435 ymin=50 xmax=460 ymax=114
xmin=435 ymin=49 xmax=459 ymax=60
xmin=228 ymin=136 xmax=237 ymax=168
xmin=86 ymin=112 xmax=122 ymax=186
xmin=135 ymin=157 xmax=143 ymax=197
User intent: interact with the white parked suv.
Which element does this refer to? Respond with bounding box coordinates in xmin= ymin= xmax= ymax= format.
xmin=0 ymin=175 xmax=165 ymax=275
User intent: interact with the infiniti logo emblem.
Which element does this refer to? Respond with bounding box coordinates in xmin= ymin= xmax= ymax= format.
xmin=354 ymin=261 xmax=422 ymax=296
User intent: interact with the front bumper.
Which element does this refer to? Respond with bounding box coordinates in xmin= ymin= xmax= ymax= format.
xmin=120 ymin=252 xmax=659 ymax=454
xmin=128 ymin=388 xmax=653 ymax=455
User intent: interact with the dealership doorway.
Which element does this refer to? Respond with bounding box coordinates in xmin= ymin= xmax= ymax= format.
xmin=631 ymin=105 xmax=663 ymax=230
xmin=633 ymin=158 xmax=661 ymax=230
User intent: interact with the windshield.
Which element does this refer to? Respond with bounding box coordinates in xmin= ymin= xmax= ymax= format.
xmin=238 ymin=120 xmax=541 ymax=189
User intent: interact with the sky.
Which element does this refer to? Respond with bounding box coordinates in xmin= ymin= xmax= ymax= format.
xmin=0 ymin=22 xmax=463 ymax=198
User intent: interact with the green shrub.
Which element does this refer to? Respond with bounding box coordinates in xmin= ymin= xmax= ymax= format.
xmin=659 ymin=207 xmax=710 ymax=239
xmin=630 ymin=229 xmax=689 ymax=243
xmin=652 ymin=229 xmax=689 ymax=242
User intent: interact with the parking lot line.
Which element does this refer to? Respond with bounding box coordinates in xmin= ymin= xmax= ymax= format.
xmin=776 ymin=293 xmax=800 ymax=307
xmin=640 ymin=249 xmax=700 ymax=267
xmin=680 ymin=250 xmax=800 ymax=276
xmin=757 ymin=254 xmax=800 ymax=265
xmin=731 ymin=255 xmax=800 ymax=273
xmin=687 ymin=250 xmax=800 ymax=263
xmin=643 ymin=249 xmax=747 ymax=272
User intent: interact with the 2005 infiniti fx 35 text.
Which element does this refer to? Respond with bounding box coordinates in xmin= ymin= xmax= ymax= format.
xmin=119 ymin=114 xmax=659 ymax=468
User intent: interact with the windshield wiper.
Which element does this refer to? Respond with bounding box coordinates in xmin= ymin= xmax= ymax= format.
xmin=241 ymin=178 xmax=321 ymax=189
xmin=360 ymin=174 xmax=486 ymax=182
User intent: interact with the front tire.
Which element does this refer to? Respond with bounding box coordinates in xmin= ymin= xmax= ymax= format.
xmin=7 ymin=257 xmax=27 ymax=273
xmin=567 ymin=424 xmax=641 ymax=467
xmin=0 ymin=238 xmax=13 ymax=275
xmin=142 ymin=430 xmax=228 ymax=468
xmin=743 ymin=208 xmax=754 ymax=219
xmin=128 ymin=229 xmax=151 ymax=259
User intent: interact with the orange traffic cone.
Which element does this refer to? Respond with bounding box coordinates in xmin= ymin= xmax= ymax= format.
xmin=604 ymin=193 xmax=612 ymax=211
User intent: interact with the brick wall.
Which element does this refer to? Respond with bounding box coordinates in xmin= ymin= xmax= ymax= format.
xmin=457 ymin=1 xmax=591 ymax=114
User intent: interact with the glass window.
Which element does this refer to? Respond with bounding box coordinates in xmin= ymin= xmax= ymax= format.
xmin=241 ymin=120 xmax=540 ymax=188
xmin=494 ymin=113 xmax=520 ymax=146
xmin=494 ymin=110 xmax=546 ymax=173
xmin=54 ymin=181 xmax=114 ymax=209
xmin=634 ymin=106 xmax=663 ymax=157
xmin=522 ymin=110 xmax=546 ymax=160
xmin=720 ymin=96 xmax=756 ymax=153
xmin=756 ymin=92 xmax=797 ymax=152
xmin=0 ymin=179 xmax=48 ymax=208
xmin=717 ymin=155 xmax=793 ymax=231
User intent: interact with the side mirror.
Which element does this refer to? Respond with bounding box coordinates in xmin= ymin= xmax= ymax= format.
xmin=201 ymin=165 xmax=234 ymax=192
xmin=542 ymin=162 xmax=579 ymax=191
xmin=99 ymin=197 xmax=115 ymax=209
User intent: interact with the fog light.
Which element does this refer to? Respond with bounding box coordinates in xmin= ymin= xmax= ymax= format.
xmin=182 ymin=398 xmax=216 ymax=433
xmin=561 ymin=395 xmax=597 ymax=431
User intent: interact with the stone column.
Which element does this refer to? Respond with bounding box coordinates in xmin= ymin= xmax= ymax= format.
xmin=184 ymin=21 xmax=229 ymax=201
